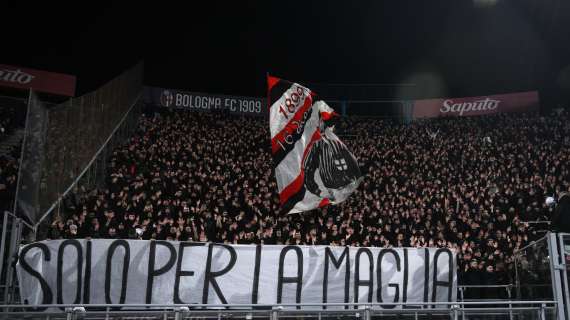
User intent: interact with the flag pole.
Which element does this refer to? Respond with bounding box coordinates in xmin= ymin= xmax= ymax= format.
xmin=266 ymin=72 xmax=271 ymax=109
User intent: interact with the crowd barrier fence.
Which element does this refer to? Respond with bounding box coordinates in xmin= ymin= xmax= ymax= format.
xmin=0 ymin=300 xmax=559 ymax=320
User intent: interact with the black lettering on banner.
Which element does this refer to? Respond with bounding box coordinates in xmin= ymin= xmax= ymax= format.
xmin=18 ymin=243 xmax=53 ymax=310
xmin=202 ymin=243 xmax=237 ymax=305
xmin=423 ymin=248 xmax=430 ymax=308
xmin=174 ymin=242 xmax=205 ymax=304
xmin=83 ymin=240 xmax=92 ymax=304
xmin=251 ymin=244 xmax=262 ymax=304
xmin=377 ymin=249 xmax=400 ymax=309
xmin=354 ymin=248 xmax=373 ymax=308
xmin=57 ymin=240 xmax=83 ymax=308
xmin=146 ymin=241 xmax=177 ymax=304
xmin=323 ymin=247 xmax=350 ymax=309
xmin=277 ymin=246 xmax=303 ymax=309
xmin=402 ymin=249 xmax=419 ymax=309
xmin=432 ymin=249 xmax=454 ymax=303
xmin=105 ymin=240 xmax=130 ymax=305
xmin=403 ymin=249 xmax=408 ymax=302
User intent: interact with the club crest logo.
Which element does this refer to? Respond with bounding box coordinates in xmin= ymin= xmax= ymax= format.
xmin=160 ymin=90 xmax=174 ymax=107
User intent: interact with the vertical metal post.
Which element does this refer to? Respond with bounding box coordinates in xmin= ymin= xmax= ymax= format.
xmin=548 ymin=232 xmax=567 ymax=320
xmin=105 ymin=307 xmax=110 ymax=320
xmin=0 ymin=211 xmax=10 ymax=291
xmin=507 ymin=286 xmax=513 ymax=320
xmin=4 ymin=217 xmax=22 ymax=304
xmin=514 ymin=250 xmax=521 ymax=299
xmin=364 ymin=306 xmax=371 ymax=320
xmin=540 ymin=303 xmax=546 ymax=320
xmin=271 ymin=307 xmax=280 ymax=320
xmin=12 ymin=90 xmax=32 ymax=221
xmin=558 ymin=233 xmax=570 ymax=320
xmin=459 ymin=287 xmax=465 ymax=320
xmin=452 ymin=305 xmax=459 ymax=320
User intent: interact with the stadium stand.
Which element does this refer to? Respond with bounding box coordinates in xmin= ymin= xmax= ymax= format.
xmin=45 ymin=108 xmax=570 ymax=289
xmin=0 ymin=97 xmax=26 ymax=143
xmin=0 ymin=96 xmax=25 ymax=214
xmin=0 ymin=149 xmax=18 ymax=214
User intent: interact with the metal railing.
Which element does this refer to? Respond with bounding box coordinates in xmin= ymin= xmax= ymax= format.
xmin=0 ymin=210 xmax=32 ymax=304
xmin=458 ymin=285 xmax=515 ymax=320
xmin=458 ymin=284 xmax=514 ymax=300
xmin=0 ymin=301 xmax=558 ymax=320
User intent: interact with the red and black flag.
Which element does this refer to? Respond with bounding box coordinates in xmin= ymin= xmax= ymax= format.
xmin=268 ymin=75 xmax=361 ymax=214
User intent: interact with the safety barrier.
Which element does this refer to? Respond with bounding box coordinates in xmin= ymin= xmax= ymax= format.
xmin=0 ymin=301 xmax=559 ymax=320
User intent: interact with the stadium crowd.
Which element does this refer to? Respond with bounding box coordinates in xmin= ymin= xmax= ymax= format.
xmin=0 ymin=156 xmax=18 ymax=214
xmin=0 ymin=146 xmax=19 ymax=214
xmin=0 ymin=99 xmax=26 ymax=142
xmin=47 ymin=108 xmax=570 ymax=289
xmin=0 ymin=98 xmax=25 ymax=214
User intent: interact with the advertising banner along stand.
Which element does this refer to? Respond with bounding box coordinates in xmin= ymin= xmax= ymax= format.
xmin=412 ymin=91 xmax=539 ymax=119
xmin=17 ymin=240 xmax=456 ymax=310
xmin=145 ymin=86 xmax=267 ymax=117
xmin=0 ymin=64 xmax=76 ymax=97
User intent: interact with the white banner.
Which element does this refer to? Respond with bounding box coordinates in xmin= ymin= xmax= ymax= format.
xmin=17 ymin=240 xmax=456 ymax=310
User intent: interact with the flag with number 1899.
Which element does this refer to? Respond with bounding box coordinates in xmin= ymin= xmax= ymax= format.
xmin=267 ymin=75 xmax=361 ymax=214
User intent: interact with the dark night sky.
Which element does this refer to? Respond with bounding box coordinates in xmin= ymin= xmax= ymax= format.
xmin=3 ymin=1 xmax=570 ymax=103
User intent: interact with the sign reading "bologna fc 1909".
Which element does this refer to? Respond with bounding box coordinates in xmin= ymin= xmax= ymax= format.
xmin=17 ymin=240 xmax=456 ymax=310
xmin=145 ymin=86 xmax=267 ymax=116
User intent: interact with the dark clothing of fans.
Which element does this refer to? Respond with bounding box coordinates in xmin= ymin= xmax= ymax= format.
xmin=37 ymin=109 xmax=570 ymax=285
